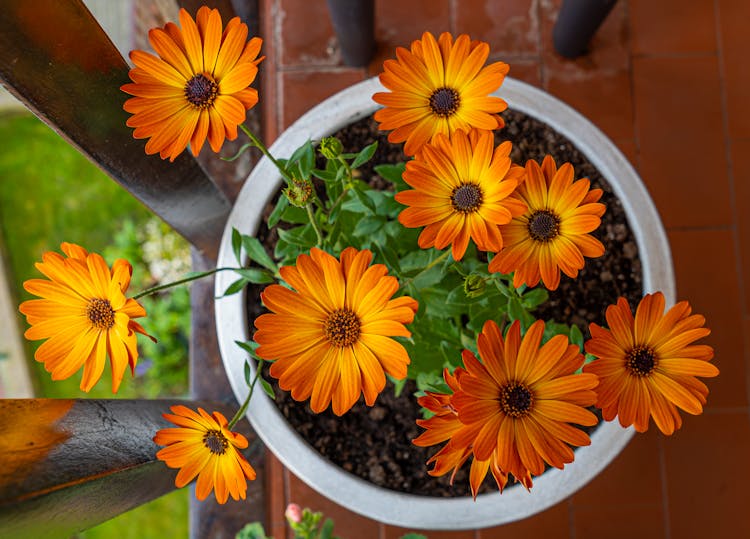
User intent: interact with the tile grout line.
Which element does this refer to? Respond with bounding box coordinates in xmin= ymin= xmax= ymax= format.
xmin=712 ymin=0 xmax=750 ymax=413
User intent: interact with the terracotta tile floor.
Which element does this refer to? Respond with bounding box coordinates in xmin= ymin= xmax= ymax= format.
xmin=254 ymin=0 xmax=750 ymax=537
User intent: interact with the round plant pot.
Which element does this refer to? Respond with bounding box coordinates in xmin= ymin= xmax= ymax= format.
xmin=214 ymin=77 xmax=675 ymax=530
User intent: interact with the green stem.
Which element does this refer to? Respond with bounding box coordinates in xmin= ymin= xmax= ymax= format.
xmin=306 ymin=203 xmax=324 ymax=247
xmin=228 ymin=359 xmax=265 ymax=429
xmin=132 ymin=267 xmax=236 ymax=299
xmin=239 ymin=124 xmax=293 ymax=184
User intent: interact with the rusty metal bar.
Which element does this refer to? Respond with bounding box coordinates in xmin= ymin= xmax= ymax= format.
xmin=0 ymin=0 xmax=231 ymax=259
xmin=0 ymin=398 xmax=225 ymax=538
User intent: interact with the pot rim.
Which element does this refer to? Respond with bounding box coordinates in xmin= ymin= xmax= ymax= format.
xmin=215 ymin=76 xmax=675 ymax=529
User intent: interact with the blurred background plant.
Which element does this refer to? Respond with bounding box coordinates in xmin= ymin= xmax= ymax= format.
xmin=0 ymin=109 xmax=191 ymax=537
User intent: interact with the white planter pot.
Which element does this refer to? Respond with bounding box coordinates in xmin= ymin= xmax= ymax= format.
xmin=215 ymin=77 xmax=675 ymax=530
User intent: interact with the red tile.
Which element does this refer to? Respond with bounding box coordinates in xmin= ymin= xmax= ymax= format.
xmin=629 ymin=0 xmax=717 ymax=56
xmin=573 ymin=505 xmax=665 ymax=539
xmin=281 ymin=69 xmax=366 ymax=128
xmin=455 ymin=0 xmax=539 ymax=57
xmin=370 ymin=0 xmax=451 ymax=73
xmin=613 ymin=138 xmax=638 ymax=168
xmin=717 ymin=0 xmax=750 ymax=138
xmin=668 ymin=229 xmax=745 ymax=408
xmin=731 ymin=139 xmax=750 ymax=316
xmin=505 ymin=59 xmax=541 ymax=88
xmin=287 ymin=473 xmax=382 ymax=539
xmin=573 ymin=430 xmax=662 ymax=507
xmin=633 ymin=56 xmax=731 ymax=228
xmin=663 ymin=412 xmax=750 ymax=538
xmin=546 ymin=70 xmax=634 ymax=141
xmin=278 ymin=0 xmax=337 ymax=67
xmin=266 ymin=454 xmax=287 ymax=539
xmin=479 ymin=501 xmax=570 ymax=538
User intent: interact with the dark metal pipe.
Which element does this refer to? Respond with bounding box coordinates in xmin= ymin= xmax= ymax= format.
xmin=553 ymin=0 xmax=618 ymax=58
xmin=326 ymin=0 xmax=376 ymax=67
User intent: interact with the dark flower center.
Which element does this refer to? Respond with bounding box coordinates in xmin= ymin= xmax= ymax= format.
xmin=184 ymin=74 xmax=218 ymax=108
xmin=626 ymin=345 xmax=657 ymax=376
xmin=324 ymin=308 xmax=361 ymax=348
xmin=527 ymin=210 xmax=561 ymax=242
xmin=203 ymin=429 xmax=229 ymax=455
xmin=499 ymin=382 xmax=533 ymax=418
xmin=451 ymin=183 xmax=483 ymax=213
xmin=429 ymin=87 xmax=460 ymax=117
xmin=86 ymin=298 xmax=115 ymax=330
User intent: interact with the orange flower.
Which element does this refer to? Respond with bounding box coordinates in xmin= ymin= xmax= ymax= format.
xmin=121 ymin=7 xmax=263 ymax=161
xmin=584 ymin=292 xmax=718 ymax=435
xmin=373 ymin=31 xmax=509 ymax=156
xmin=19 ymin=242 xmax=153 ymax=392
xmin=154 ymin=405 xmax=256 ymax=503
xmin=453 ymin=319 xmax=598 ymax=489
xmin=254 ymin=248 xmax=418 ymax=415
xmin=488 ymin=155 xmax=605 ymax=291
xmin=413 ymin=367 xmax=509 ymax=498
xmin=395 ymin=129 xmax=526 ymax=261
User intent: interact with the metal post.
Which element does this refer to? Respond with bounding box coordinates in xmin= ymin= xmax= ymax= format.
xmin=552 ymin=0 xmax=618 ymax=58
xmin=326 ymin=0 xmax=376 ymax=67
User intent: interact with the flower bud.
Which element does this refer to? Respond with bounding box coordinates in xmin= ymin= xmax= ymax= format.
xmin=284 ymin=178 xmax=313 ymax=208
xmin=285 ymin=503 xmax=303 ymax=524
xmin=319 ymin=136 xmax=344 ymax=159
xmin=463 ymin=274 xmax=486 ymax=298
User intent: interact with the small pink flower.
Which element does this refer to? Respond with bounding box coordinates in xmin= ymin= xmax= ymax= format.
xmin=285 ymin=503 xmax=303 ymax=523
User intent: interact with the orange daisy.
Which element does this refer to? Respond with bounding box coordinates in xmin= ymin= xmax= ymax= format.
xmin=19 ymin=242 xmax=153 ymax=392
xmin=373 ymin=31 xmax=509 ymax=156
xmin=488 ymin=155 xmax=605 ymax=291
xmin=154 ymin=405 xmax=256 ymax=503
xmin=254 ymin=247 xmax=418 ymax=415
xmin=583 ymin=292 xmax=718 ymax=435
xmin=121 ymin=6 xmax=263 ymax=161
xmin=413 ymin=367 xmax=509 ymax=497
xmin=395 ymin=129 xmax=526 ymax=261
xmin=452 ymin=319 xmax=599 ymax=489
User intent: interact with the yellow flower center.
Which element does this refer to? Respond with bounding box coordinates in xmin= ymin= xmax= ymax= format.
xmin=324 ymin=308 xmax=361 ymax=348
xmin=527 ymin=210 xmax=561 ymax=242
xmin=86 ymin=298 xmax=115 ymax=330
xmin=184 ymin=73 xmax=218 ymax=109
xmin=626 ymin=345 xmax=657 ymax=376
xmin=429 ymin=87 xmax=460 ymax=117
xmin=203 ymin=429 xmax=229 ymax=455
xmin=499 ymin=382 xmax=533 ymax=418
xmin=451 ymin=183 xmax=483 ymax=213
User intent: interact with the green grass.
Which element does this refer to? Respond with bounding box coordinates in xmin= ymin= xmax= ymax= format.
xmin=0 ymin=111 xmax=190 ymax=538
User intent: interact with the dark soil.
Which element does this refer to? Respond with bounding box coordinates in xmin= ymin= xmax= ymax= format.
xmin=246 ymin=110 xmax=643 ymax=498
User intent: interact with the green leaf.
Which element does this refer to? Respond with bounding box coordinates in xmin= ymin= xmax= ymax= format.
xmin=373 ymin=162 xmax=407 ymax=189
xmin=220 ymin=278 xmax=248 ymax=297
xmin=268 ymin=195 xmax=289 ymax=228
xmin=244 ymin=360 xmax=252 ymax=386
xmin=569 ymin=324 xmax=584 ymax=351
xmin=373 ymin=243 xmax=401 ymax=275
xmin=521 ymin=287 xmax=548 ymax=310
xmin=317 ymin=518 xmax=336 ymax=539
xmin=399 ymin=534 xmax=428 ymax=539
xmin=234 ymin=268 xmax=275 ymax=284
xmin=222 ymin=142 xmax=253 ymax=163
xmin=277 ymin=224 xmax=317 ymax=248
xmin=260 ymin=378 xmax=276 ymax=400
xmin=235 ymin=340 xmax=259 ymax=356
xmin=241 ymin=235 xmax=278 ymax=272
xmin=351 ymin=186 xmax=377 ymax=214
xmin=353 ymin=215 xmax=386 ymax=237
xmin=351 ymin=141 xmax=378 ymax=169
xmin=231 ymin=228 xmax=242 ymax=265
xmin=392 ymin=376 xmax=407 ymax=397
xmin=235 ymin=522 xmax=270 ymax=539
